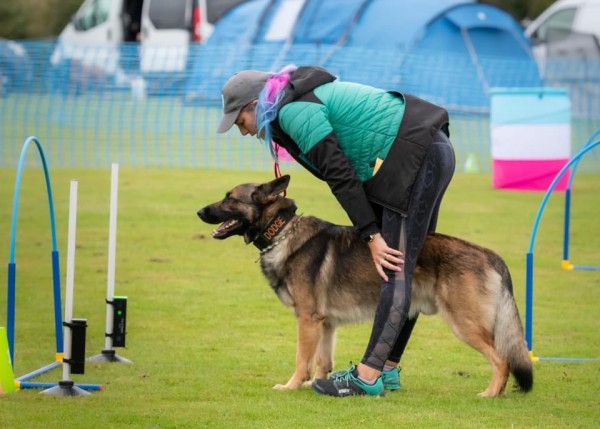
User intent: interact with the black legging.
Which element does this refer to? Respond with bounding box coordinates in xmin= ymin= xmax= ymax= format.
xmin=361 ymin=130 xmax=455 ymax=370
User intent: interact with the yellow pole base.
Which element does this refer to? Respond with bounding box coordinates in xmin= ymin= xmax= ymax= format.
xmin=0 ymin=327 xmax=16 ymax=394
xmin=529 ymin=351 xmax=540 ymax=363
xmin=561 ymin=260 xmax=574 ymax=270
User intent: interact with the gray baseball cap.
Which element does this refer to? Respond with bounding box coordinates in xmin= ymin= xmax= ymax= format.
xmin=217 ymin=70 xmax=270 ymax=133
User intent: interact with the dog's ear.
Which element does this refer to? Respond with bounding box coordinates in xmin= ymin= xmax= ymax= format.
xmin=253 ymin=175 xmax=290 ymax=203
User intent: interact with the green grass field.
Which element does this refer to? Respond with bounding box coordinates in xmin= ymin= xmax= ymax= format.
xmin=0 ymin=167 xmax=599 ymax=428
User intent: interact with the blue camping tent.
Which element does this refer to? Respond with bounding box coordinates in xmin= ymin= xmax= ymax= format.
xmin=346 ymin=0 xmax=474 ymax=50
xmin=411 ymin=2 xmax=531 ymax=56
xmin=399 ymin=3 xmax=542 ymax=107
xmin=185 ymin=0 xmax=540 ymax=108
xmin=207 ymin=0 xmax=270 ymax=45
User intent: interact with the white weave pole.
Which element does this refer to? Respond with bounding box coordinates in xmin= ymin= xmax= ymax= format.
xmin=62 ymin=180 xmax=78 ymax=381
xmin=42 ymin=179 xmax=91 ymax=395
xmin=104 ymin=163 xmax=119 ymax=350
xmin=88 ymin=163 xmax=130 ymax=363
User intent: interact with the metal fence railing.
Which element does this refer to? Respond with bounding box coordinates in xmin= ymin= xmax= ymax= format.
xmin=1 ymin=40 xmax=599 ymax=173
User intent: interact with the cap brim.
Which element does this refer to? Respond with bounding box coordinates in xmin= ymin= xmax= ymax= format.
xmin=217 ymin=109 xmax=241 ymax=133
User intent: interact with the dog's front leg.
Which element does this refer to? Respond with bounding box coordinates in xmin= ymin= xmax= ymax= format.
xmin=313 ymin=320 xmax=336 ymax=381
xmin=273 ymin=312 xmax=323 ymax=390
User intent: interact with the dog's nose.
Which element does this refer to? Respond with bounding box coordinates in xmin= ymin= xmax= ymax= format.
xmin=197 ymin=208 xmax=210 ymax=220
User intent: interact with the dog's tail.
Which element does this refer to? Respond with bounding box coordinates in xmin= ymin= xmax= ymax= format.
xmin=495 ymin=264 xmax=534 ymax=393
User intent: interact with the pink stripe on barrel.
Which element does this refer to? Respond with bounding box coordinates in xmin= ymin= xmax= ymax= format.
xmin=492 ymin=159 xmax=570 ymax=191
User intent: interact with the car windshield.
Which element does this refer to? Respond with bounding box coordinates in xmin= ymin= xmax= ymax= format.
xmin=535 ymin=8 xmax=577 ymax=43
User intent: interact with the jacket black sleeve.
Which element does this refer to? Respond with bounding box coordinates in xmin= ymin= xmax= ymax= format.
xmin=305 ymin=131 xmax=379 ymax=240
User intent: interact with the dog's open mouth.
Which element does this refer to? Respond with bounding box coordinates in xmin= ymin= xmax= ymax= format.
xmin=212 ymin=218 xmax=246 ymax=239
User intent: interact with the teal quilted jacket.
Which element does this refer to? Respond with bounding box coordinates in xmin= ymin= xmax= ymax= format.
xmin=279 ymin=81 xmax=405 ymax=182
xmin=271 ymin=67 xmax=449 ymax=240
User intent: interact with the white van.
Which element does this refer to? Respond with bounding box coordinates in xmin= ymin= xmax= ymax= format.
xmin=50 ymin=0 xmax=247 ymax=92
xmin=525 ymin=0 xmax=600 ymax=60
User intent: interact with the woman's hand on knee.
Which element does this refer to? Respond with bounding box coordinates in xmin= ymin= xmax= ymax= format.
xmin=367 ymin=233 xmax=404 ymax=281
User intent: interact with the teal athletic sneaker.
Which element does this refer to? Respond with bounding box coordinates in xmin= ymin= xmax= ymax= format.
xmin=329 ymin=366 xmax=401 ymax=391
xmin=312 ymin=365 xmax=384 ymax=397
xmin=381 ymin=367 xmax=401 ymax=391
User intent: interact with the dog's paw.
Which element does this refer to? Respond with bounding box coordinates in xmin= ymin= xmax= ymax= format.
xmin=273 ymin=383 xmax=295 ymax=390
xmin=273 ymin=380 xmax=309 ymax=390
xmin=301 ymin=380 xmax=313 ymax=388
xmin=477 ymin=389 xmax=501 ymax=398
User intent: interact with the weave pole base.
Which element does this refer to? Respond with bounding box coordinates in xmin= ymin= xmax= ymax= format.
xmin=41 ymin=380 xmax=91 ymax=396
xmin=87 ymin=349 xmax=132 ymax=364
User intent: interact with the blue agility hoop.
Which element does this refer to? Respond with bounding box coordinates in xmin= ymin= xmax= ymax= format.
xmin=6 ymin=136 xmax=64 ymax=375
xmin=525 ymin=138 xmax=600 ymax=362
xmin=562 ymin=127 xmax=600 ymax=271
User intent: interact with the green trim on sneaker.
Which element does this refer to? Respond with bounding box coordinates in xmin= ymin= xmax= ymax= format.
xmin=330 ymin=366 xmax=401 ymax=391
xmin=312 ymin=365 xmax=384 ymax=397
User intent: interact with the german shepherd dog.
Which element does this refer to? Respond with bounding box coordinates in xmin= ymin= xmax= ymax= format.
xmin=197 ymin=175 xmax=533 ymax=397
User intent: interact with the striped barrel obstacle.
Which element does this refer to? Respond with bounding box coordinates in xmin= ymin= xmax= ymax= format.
xmin=490 ymin=87 xmax=571 ymax=191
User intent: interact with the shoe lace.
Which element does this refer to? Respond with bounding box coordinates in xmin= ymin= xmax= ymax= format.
xmin=331 ymin=364 xmax=356 ymax=383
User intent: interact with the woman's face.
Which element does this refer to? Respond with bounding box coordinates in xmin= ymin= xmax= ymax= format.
xmin=234 ymin=101 xmax=258 ymax=136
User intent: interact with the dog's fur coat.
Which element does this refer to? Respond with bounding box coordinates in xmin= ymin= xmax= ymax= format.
xmin=198 ymin=175 xmax=533 ymax=397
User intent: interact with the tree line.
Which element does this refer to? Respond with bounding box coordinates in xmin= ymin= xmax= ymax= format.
xmin=0 ymin=0 xmax=556 ymax=40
